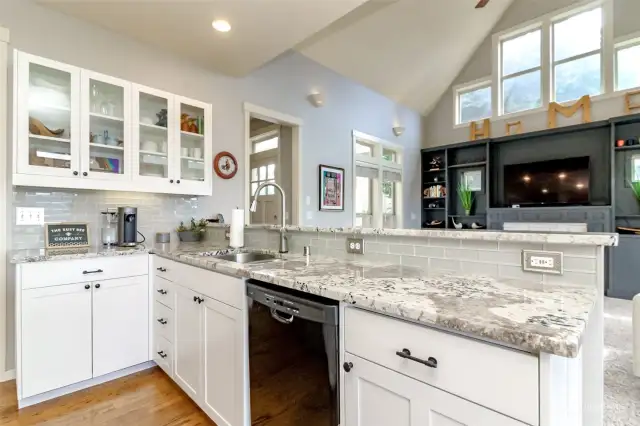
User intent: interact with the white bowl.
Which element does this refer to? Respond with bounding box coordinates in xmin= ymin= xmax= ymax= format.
xmin=142 ymin=141 xmax=158 ymax=152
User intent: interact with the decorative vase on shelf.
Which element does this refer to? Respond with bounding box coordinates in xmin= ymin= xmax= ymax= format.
xmin=464 ymin=209 xmax=471 ymax=216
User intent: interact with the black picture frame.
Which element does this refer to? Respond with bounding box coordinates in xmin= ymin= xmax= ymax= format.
xmin=318 ymin=164 xmax=345 ymax=211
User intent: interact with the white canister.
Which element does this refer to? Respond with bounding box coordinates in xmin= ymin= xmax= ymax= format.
xmin=193 ymin=147 xmax=203 ymax=159
xmin=181 ymin=147 xmax=189 ymax=157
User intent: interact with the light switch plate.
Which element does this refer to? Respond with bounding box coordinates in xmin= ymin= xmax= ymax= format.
xmin=16 ymin=207 xmax=44 ymax=225
xmin=346 ymin=237 xmax=365 ymax=255
xmin=522 ymin=250 xmax=563 ymax=275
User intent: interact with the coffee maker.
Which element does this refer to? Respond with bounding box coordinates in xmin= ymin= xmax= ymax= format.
xmin=117 ymin=206 xmax=138 ymax=247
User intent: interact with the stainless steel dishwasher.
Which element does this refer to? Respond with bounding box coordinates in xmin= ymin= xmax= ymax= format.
xmin=246 ymin=279 xmax=339 ymax=426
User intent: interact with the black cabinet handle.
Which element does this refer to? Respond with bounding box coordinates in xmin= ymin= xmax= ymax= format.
xmin=157 ymin=267 xmax=167 ymax=272
xmin=82 ymin=172 xmax=88 ymax=176
xmin=83 ymin=269 xmax=103 ymax=275
xmin=198 ymin=297 xmax=204 ymax=304
xmin=193 ymin=296 xmax=198 ymax=303
xmin=193 ymin=296 xmax=204 ymax=304
xmin=176 ymin=180 xmax=180 ymax=184
xmin=157 ymin=289 xmax=168 ymax=295
xmin=95 ymin=283 xmax=101 ymax=289
xmin=395 ymin=349 xmax=437 ymax=369
xmin=73 ymin=171 xmax=78 ymax=176
xmin=157 ymin=351 xmax=167 ymax=359
xmin=343 ymin=362 xmax=353 ymax=373
xmin=157 ymin=318 xmax=167 ymax=325
xmin=169 ymin=179 xmax=174 ymax=183
xmin=84 ymin=284 xmax=90 ymax=290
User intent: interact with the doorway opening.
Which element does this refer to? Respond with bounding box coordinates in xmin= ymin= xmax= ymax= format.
xmin=244 ymin=104 xmax=302 ymax=226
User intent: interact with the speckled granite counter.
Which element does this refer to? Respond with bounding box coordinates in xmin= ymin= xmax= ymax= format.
xmin=10 ymin=245 xmax=150 ymax=263
xmin=208 ymin=223 xmax=618 ymax=246
xmin=153 ymin=243 xmax=596 ymax=358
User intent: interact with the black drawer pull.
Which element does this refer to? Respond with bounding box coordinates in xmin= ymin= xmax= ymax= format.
xmin=157 ymin=267 xmax=167 ymax=272
xmin=82 ymin=269 xmax=103 ymax=275
xmin=157 ymin=289 xmax=168 ymax=295
xmin=157 ymin=318 xmax=167 ymax=325
xmin=396 ymin=349 xmax=437 ymax=369
xmin=157 ymin=351 xmax=167 ymax=359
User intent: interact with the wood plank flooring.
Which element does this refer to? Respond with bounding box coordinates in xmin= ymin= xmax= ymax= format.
xmin=0 ymin=367 xmax=216 ymax=426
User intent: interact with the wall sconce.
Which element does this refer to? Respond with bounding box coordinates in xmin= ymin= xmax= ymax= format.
xmin=392 ymin=126 xmax=405 ymax=137
xmin=308 ymin=92 xmax=324 ymax=108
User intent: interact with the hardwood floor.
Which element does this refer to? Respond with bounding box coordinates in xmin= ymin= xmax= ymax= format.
xmin=0 ymin=367 xmax=216 ymax=426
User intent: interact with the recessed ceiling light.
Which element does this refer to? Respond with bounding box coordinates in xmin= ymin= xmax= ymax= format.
xmin=542 ymin=188 xmax=549 ymax=194
xmin=576 ymin=183 xmax=585 ymax=189
xmin=523 ymin=175 xmax=531 ymax=182
xmin=558 ymin=173 xmax=566 ymax=179
xmin=212 ymin=20 xmax=231 ymax=32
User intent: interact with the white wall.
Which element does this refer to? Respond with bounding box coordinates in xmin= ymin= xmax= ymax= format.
xmin=423 ymin=0 xmax=640 ymax=148
xmin=1 ymin=0 xmax=423 ymax=229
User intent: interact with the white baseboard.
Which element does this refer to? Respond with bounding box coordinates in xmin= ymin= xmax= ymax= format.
xmin=0 ymin=369 xmax=15 ymax=382
xmin=18 ymin=361 xmax=155 ymax=408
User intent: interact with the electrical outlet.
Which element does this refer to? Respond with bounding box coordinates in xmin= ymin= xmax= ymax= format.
xmin=522 ymin=250 xmax=563 ymax=275
xmin=346 ymin=237 xmax=365 ymax=255
xmin=16 ymin=207 xmax=44 ymax=225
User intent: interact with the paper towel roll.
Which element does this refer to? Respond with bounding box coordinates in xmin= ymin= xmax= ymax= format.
xmin=230 ymin=209 xmax=244 ymax=248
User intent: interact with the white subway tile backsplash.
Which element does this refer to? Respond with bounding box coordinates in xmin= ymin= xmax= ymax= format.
xmin=444 ymin=248 xmax=479 ymax=261
xmin=563 ymin=256 xmax=597 ymax=273
xmin=365 ymin=242 xmax=389 ymax=254
xmin=428 ymin=238 xmax=461 ymax=248
xmin=544 ymin=244 xmax=596 ymax=258
xmin=498 ymin=265 xmax=542 ymax=283
xmin=414 ymin=246 xmax=445 ymax=258
xmin=478 ymin=250 xmax=521 ymax=265
xmin=461 ymin=261 xmax=499 ymax=276
xmin=429 ymin=258 xmax=460 ymax=272
xmin=460 ymin=240 xmax=499 ymax=251
xmin=389 ymin=244 xmax=414 ymax=256
xmin=498 ymin=241 xmax=543 ymax=252
xmin=12 ymin=188 xmax=198 ymax=250
xmin=544 ymin=271 xmax=596 ymax=286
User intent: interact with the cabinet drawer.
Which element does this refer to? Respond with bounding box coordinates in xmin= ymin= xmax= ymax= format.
xmin=344 ymin=307 xmax=539 ymax=426
xmin=153 ymin=256 xmax=181 ymax=282
xmin=177 ymin=264 xmax=244 ymax=309
xmin=154 ymin=276 xmax=175 ymax=309
xmin=21 ymin=255 xmax=149 ymax=289
xmin=153 ymin=335 xmax=173 ymax=378
xmin=154 ymin=301 xmax=174 ymax=343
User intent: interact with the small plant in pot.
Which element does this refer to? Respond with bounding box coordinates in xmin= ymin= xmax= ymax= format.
xmin=176 ymin=218 xmax=208 ymax=242
xmin=457 ymin=182 xmax=474 ymax=216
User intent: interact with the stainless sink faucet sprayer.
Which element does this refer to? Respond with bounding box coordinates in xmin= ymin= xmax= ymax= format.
xmin=249 ymin=182 xmax=288 ymax=253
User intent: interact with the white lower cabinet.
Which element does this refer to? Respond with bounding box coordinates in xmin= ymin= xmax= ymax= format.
xmin=202 ymin=296 xmax=244 ymax=426
xmin=151 ymin=256 xmax=245 ymax=426
xmin=21 ymin=283 xmax=93 ymax=398
xmin=344 ymin=353 xmax=526 ymax=426
xmin=173 ymin=284 xmax=203 ymax=401
xmin=16 ymin=256 xmax=150 ymax=404
xmin=92 ymin=276 xmax=149 ymax=377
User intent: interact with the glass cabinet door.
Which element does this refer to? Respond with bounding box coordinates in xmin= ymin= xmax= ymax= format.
xmin=81 ymin=71 xmax=130 ymax=181
xmin=16 ymin=53 xmax=80 ymax=177
xmin=174 ymin=96 xmax=212 ymax=193
xmin=133 ymin=85 xmax=175 ymax=185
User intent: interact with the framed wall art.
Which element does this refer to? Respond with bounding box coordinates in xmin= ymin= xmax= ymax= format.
xmin=319 ymin=164 xmax=344 ymax=211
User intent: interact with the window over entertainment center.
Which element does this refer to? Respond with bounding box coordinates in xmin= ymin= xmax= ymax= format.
xmin=454 ymin=0 xmax=618 ymax=126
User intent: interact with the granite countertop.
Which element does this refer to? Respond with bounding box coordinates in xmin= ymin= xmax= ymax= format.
xmin=10 ymin=245 xmax=150 ymax=263
xmin=153 ymin=243 xmax=596 ymax=358
xmin=208 ymin=223 xmax=619 ymax=246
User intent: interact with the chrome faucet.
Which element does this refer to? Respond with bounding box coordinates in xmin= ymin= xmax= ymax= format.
xmin=250 ymin=182 xmax=288 ymax=253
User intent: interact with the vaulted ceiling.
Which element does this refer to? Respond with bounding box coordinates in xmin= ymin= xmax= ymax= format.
xmin=36 ymin=0 xmax=513 ymax=115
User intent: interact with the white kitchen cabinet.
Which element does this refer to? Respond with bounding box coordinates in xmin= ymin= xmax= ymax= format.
xmin=173 ymin=95 xmax=212 ymax=195
xmin=21 ymin=283 xmax=93 ymax=399
xmin=343 ymin=353 xmax=526 ymax=426
xmin=92 ymin=276 xmax=149 ymax=377
xmin=14 ymin=51 xmax=81 ymax=178
xmin=202 ymin=295 xmax=244 ymax=426
xmin=13 ymin=50 xmax=212 ymax=195
xmin=173 ymin=284 xmax=203 ymax=401
xmin=80 ymin=70 xmax=132 ymax=182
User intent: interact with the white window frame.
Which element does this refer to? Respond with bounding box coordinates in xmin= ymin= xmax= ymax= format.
xmin=614 ymin=32 xmax=640 ymax=92
xmin=454 ymin=0 xmax=614 ymax=128
xmin=352 ymin=130 xmax=403 ymax=229
xmin=453 ymin=77 xmax=492 ymax=126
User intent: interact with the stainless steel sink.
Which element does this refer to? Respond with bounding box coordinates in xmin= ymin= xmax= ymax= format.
xmin=213 ymin=252 xmax=277 ymax=264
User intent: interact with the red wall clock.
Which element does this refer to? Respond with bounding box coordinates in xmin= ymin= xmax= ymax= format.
xmin=213 ymin=151 xmax=238 ymax=179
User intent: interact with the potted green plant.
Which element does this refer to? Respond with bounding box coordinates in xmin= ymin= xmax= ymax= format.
xmin=631 ymin=181 xmax=640 ymax=206
xmin=176 ymin=218 xmax=208 ymax=242
xmin=457 ymin=182 xmax=474 ymax=216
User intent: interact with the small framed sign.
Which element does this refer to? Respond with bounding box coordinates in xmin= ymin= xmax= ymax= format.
xmin=45 ymin=223 xmax=90 ymax=249
xmin=319 ymin=164 xmax=345 ymax=211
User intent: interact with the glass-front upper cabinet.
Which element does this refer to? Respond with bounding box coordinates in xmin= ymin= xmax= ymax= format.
xmin=80 ymin=71 xmax=131 ymax=181
xmin=15 ymin=52 xmax=80 ymax=177
xmin=174 ymin=96 xmax=212 ymax=194
xmin=132 ymin=84 xmax=176 ymax=189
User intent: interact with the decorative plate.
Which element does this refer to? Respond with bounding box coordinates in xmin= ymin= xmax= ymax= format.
xmin=214 ymin=151 xmax=238 ymax=179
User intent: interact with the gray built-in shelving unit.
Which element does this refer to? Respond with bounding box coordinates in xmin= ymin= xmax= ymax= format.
xmin=421 ymin=112 xmax=640 ymax=299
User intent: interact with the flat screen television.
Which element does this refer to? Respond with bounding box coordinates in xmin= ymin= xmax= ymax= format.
xmin=503 ymin=157 xmax=590 ymax=207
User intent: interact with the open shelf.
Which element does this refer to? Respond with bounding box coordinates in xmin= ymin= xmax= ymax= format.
xmin=424 ymin=208 xmax=445 ymax=210
xmin=139 ymin=149 xmax=167 ymax=157
xmin=180 ymin=130 xmax=204 ymax=138
xmin=423 ymin=197 xmax=445 ymax=200
xmin=614 ymin=145 xmax=640 ymax=151
xmin=448 ymin=161 xmax=486 ymax=169
xmin=90 ymin=112 xmax=124 ymax=123
xmin=181 ymin=156 xmax=204 ymax=162
xmin=139 ymin=122 xmax=168 ymax=131
xmin=424 ymin=168 xmax=446 ymax=173
xmin=424 ymin=180 xmax=446 ymax=185
xmin=448 ymin=214 xmax=486 ymax=218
